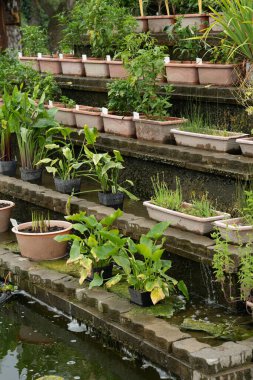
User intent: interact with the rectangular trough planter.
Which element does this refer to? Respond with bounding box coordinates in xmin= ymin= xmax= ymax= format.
xmin=83 ymin=59 xmax=110 ymax=78
xmin=165 ymin=62 xmax=199 ymax=84
xmin=213 ymin=217 xmax=253 ymax=245
xmin=102 ymin=113 xmax=136 ymax=138
xmin=236 ymin=137 xmax=253 ymax=157
xmin=19 ymin=57 xmax=40 ymax=71
xmin=108 ymin=60 xmax=128 ymax=79
xmin=171 ymin=128 xmax=248 ymax=153
xmin=143 ymin=200 xmax=230 ymax=235
xmin=147 ymin=15 xmax=175 ymax=33
xmin=60 ymin=58 xmax=84 ymax=76
xmin=197 ymin=63 xmax=241 ymax=86
xmin=74 ymin=106 xmax=104 ymax=131
xmin=135 ymin=117 xmax=187 ymax=143
xmin=135 ymin=16 xmax=149 ymax=32
xmin=53 ymin=102 xmax=76 ymax=126
xmin=38 ymin=57 xmax=62 ymax=74
xmin=178 ymin=13 xmax=209 ymax=30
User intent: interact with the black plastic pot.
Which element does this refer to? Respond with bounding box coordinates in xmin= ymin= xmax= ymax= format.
xmin=98 ymin=191 xmax=124 ymax=210
xmin=20 ymin=167 xmax=43 ymax=183
xmin=0 ymin=160 xmax=17 ymax=177
xmin=87 ymin=263 xmax=113 ymax=282
xmin=54 ymin=177 xmax=81 ymax=194
xmin=128 ymin=286 xmax=153 ymax=307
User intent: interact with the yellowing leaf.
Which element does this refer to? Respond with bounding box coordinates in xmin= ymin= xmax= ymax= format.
xmin=151 ymin=287 xmax=165 ymax=305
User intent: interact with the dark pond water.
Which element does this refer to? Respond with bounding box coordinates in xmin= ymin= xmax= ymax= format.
xmin=0 ymin=294 xmax=174 ymax=380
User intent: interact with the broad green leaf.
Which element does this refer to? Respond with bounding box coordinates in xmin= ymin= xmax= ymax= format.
xmin=151 ymin=287 xmax=165 ymax=305
xmin=136 ymin=243 xmax=152 ymax=259
xmin=146 ymin=222 xmax=170 ymax=240
xmin=113 ymin=255 xmax=131 ymax=275
xmin=145 ymin=280 xmax=155 ymax=292
xmin=54 ymin=234 xmax=78 ymax=242
xmin=84 ymin=126 xmax=98 ymax=145
xmin=89 ymin=273 xmax=104 ymax=289
xmin=101 ymin=209 xmax=123 ymax=226
xmin=113 ymin=150 xmax=124 ymax=162
xmin=92 ymin=244 xmax=117 ymax=260
xmin=105 ymin=273 xmax=122 ymax=288
xmin=177 ymin=280 xmax=189 ymax=300
xmin=87 ymin=235 xmax=98 ymax=248
xmin=69 ymin=239 xmax=81 ymax=260
xmin=72 ymin=223 xmax=88 ymax=234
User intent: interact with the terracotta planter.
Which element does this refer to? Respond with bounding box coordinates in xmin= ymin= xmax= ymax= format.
xmin=108 ymin=61 xmax=128 ymax=79
xmin=197 ymin=63 xmax=241 ymax=86
xmin=0 ymin=200 xmax=15 ymax=233
xmin=165 ymin=61 xmax=199 ymax=84
xmin=102 ymin=113 xmax=136 ymax=138
xmin=143 ymin=201 xmax=230 ymax=235
xmin=83 ymin=59 xmax=110 ymax=78
xmin=236 ymin=137 xmax=253 ymax=157
xmin=53 ymin=102 xmax=76 ymax=126
xmin=74 ymin=106 xmax=104 ymax=131
xmin=213 ymin=217 xmax=253 ymax=245
xmin=178 ymin=13 xmax=209 ymax=30
xmin=147 ymin=15 xmax=175 ymax=33
xmin=19 ymin=57 xmax=40 ymax=71
xmin=171 ymin=129 xmax=248 ymax=153
xmin=38 ymin=57 xmax=62 ymax=74
xmin=135 ymin=116 xmax=187 ymax=143
xmin=60 ymin=58 xmax=84 ymax=76
xmin=209 ymin=14 xmax=223 ymax=33
xmin=135 ymin=16 xmax=149 ymax=33
xmin=12 ymin=220 xmax=72 ymax=261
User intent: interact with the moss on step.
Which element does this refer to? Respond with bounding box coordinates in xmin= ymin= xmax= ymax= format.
xmin=0 ymin=240 xmax=20 ymax=253
xmin=39 ymin=259 xmax=80 ymax=278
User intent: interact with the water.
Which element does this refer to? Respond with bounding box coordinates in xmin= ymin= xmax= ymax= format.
xmin=0 ymin=294 xmax=175 ymax=380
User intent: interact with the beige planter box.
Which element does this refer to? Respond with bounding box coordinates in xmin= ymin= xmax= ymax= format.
xmin=102 ymin=113 xmax=136 ymax=137
xmin=60 ymin=58 xmax=84 ymax=76
xmin=165 ymin=62 xmax=199 ymax=84
xmin=135 ymin=117 xmax=187 ymax=143
xmin=172 ymin=129 xmax=248 ymax=153
xmin=213 ymin=217 xmax=253 ymax=245
xmin=236 ymin=137 xmax=253 ymax=157
xmin=19 ymin=57 xmax=40 ymax=71
xmin=144 ymin=201 xmax=230 ymax=235
xmin=108 ymin=60 xmax=128 ymax=79
xmin=197 ymin=63 xmax=241 ymax=86
xmin=178 ymin=13 xmax=209 ymax=30
xmin=74 ymin=106 xmax=104 ymax=131
xmin=12 ymin=220 xmax=72 ymax=261
xmin=38 ymin=57 xmax=62 ymax=74
xmin=147 ymin=15 xmax=174 ymax=33
xmin=135 ymin=16 xmax=149 ymax=33
xmin=53 ymin=102 xmax=76 ymax=126
xmin=209 ymin=14 xmax=223 ymax=32
xmin=83 ymin=59 xmax=110 ymax=78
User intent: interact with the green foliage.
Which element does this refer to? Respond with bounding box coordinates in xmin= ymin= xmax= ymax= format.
xmin=21 ymin=25 xmax=49 ymax=56
xmin=37 ymin=126 xmax=85 ymax=180
xmin=59 ymin=96 xmax=76 ymax=109
xmin=0 ymin=50 xmax=61 ymax=100
xmin=187 ymin=193 xmax=216 ymax=217
xmin=202 ymin=0 xmax=253 ymax=62
xmin=208 ymin=37 xmax=237 ymax=64
xmin=238 ymin=242 xmax=253 ymax=301
xmin=151 ymin=175 xmax=182 ymax=211
xmin=170 ymin=0 xmax=219 ymax=14
xmin=83 ymin=126 xmax=138 ymax=199
xmin=117 ymin=33 xmax=173 ymax=117
xmin=167 ymin=16 xmax=205 ymax=60
xmin=3 ymin=86 xmax=58 ymax=169
xmin=212 ymin=229 xmax=234 ymax=286
xmin=107 ymin=78 xmax=140 ymax=114
xmin=242 ymin=190 xmax=253 ymax=225
xmin=123 ymin=222 xmax=189 ymax=304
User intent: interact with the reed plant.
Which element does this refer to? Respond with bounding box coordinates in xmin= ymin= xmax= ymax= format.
xmin=151 ymin=175 xmax=182 ymax=211
xmin=31 ymin=211 xmax=50 ymax=233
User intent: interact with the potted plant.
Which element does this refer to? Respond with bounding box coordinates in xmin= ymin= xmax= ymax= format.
xmin=83 ymin=126 xmax=138 ymax=209
xmin=59 ymin=55 xmax=84 ymax=77
xmin=50 ymin=96 xmax=76 ymax=127
xmin=9 ymin=87 xmax=58 ymax=183
xmin=37 ymin=126 xmax=85 ymax=194
xmin=165 ymin=17 xmax=206 ymax=84
xmin=38 ymin=54 xmax=62 ymax=75
xmin=73 ymin=105 xmax=104 ymax=131
xmin=213 ymin=190 xmax=253 ymax=244
xmin=0 ymin=88 xmax=18 ymax=176
xmin=171 ymin=112 xmax=248 ymax=153
xmin=144 ymin=176 xmax=230 ymax=234
xmin=19 ymin=25 xmax=49 ymax=71
xmin=55 ymin=209 xmax=126 ymax=286
xmin=0 ymin=200 xmax=15 ymax=233
xmin=123 ymin=221 xmax=189 ymax=306
xmin=12 ymin=210 xmax=72 ymax=261
xmin=82 ymin=0 xmax=137 ymax=78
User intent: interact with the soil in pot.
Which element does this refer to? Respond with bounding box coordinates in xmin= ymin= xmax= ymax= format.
xmin=87 ymin=263 xmax=113 ymax=282
xmin=54 ymin=177 xmax=81 ymax=194
xmin=98 ymin=192 xmax=124 ymax=210
xmin=20 ymin=226 xmax=65 ymax=233
xmin=128 ymin=286 xmax=153 ymax=307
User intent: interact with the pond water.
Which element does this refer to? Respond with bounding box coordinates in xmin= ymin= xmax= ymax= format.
xmin=0 ymin=294 xmax=174 ymax=380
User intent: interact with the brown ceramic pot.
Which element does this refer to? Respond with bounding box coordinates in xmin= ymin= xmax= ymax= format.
xmin=0 ymin=200 xmax=15 ymax=233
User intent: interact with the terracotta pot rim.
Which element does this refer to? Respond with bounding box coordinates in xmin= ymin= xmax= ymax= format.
xmin=74 ymin=106 xmax=101 ymax=115
xmin=38 ymin=57 xmax=60 ymax=62
xmin=0 ymin=200 xmax=15 ymax=210
xmin=197 ymin=62 xmax=240 ymax=68
xmin=12 ymin=220 xmax=72 ymax=236
xmin=20 ymin=56 xmax=37 ymax=60
xmin=83 ymin=59 xmax=107 ymax=64
xmin=172 ymin=128 xmax=248 ymax=140
xmin=108 ymin=60 xmax=123 ymax=65
xmin=135 ymin=116 xmax=187 ymax=125
xmin=146 ymin=15 xmax=175 ymax=19
xmin=214 ymin=217 xmax=253 ymax=231
xmin=135 ymin=16 xmax=149 ymax=20
xmin=165 ymin=62 xmax=197 ymax=67
xmin=102 ymin=113 xmax=133 ymax=120
xmin=52 ymin=102 xmax=75 ymax=111
xmin=60 ymin=58 xmax=82 ymax=63
xmin=175 ymin=13 xmax=209 ymax=17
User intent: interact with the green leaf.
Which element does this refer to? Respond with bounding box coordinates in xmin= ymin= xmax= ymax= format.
xmin=146 ymin=222 xmax=170 ymax=240
xmin=72 ymin=223 xmax=88 ymax=234
xmin=105 ymin=273 xmax=122 ymax=288
xmin=84 ymin=126 xmax=98 ymax=145
xmin=113 ymin=255 xmax=131 ymax=275
xmin=92 ymin=244 xmax=118 ymax=260
xmin=89 ymin=273 xmax=104 ymax=289
xmin=69 ymin=239 xmax=81 ymax=260
xmin=177 ymin=280 xmax=189 ymax=300
xmin=100 ymin=209 xmax=123 ymax=226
